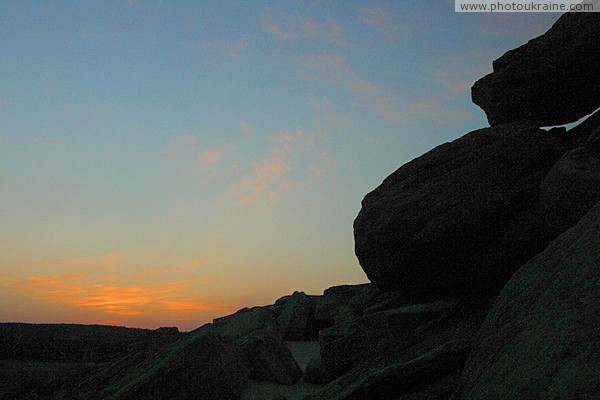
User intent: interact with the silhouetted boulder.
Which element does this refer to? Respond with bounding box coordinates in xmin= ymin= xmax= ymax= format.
xmin=212 ymin=306 xmax=277 ymax=339
xmin=209 ymin=305 xmax=304 ymax=385
xmin=239 ymin=329 xmax=303 ymax=385
xmin=153 ymin=327 xmax=179 ymax=335
xmin=471 ymin=10 xmax=600 ymax=126
xmin=277 ymin=291 xmax=313 ymax=340
xmin=322 ymin=284 xmax=372 ymax=299
xmin=322 ymin=284 xmax=381 ymax=316
xmin=456 ymin=200 xmax=600 ymax=400
xmin=354 ymin=123 xmax=564 ymax=298
xmin=117 ymin=329 xmax=250 ymax=400
xmin=541 ymin=127 xmax=600 ymax=232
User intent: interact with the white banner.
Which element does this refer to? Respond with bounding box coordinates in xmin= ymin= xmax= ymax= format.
xmin=456 ymin=0 xmax=600 ymax=12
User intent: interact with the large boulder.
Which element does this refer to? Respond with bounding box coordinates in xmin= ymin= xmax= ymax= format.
xmin=354 ymin=123 xmax=564 ymax=298
xmin=541 ymin=126 xmax=600 ymax=232
xmin=472 ymin=10 xmax=600 ymax=126
xmin=455 ymin=200 xmax=600 ymax=400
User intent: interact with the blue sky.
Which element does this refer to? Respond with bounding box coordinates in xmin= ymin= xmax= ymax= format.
xmin=0 ymin=1 xmax=559 ymax=330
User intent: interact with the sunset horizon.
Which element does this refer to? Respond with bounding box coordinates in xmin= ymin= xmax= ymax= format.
xmin=1 ymin=2 xmax=559 ymax=332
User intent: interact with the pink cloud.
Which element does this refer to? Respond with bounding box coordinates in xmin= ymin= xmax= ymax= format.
xmin=229 ymin=130 xmax=322 ymax=206
xmin=261 ymin=11 xmax=348 ymax=46
xmin=198 ymin=147 xmax=225 ymax=169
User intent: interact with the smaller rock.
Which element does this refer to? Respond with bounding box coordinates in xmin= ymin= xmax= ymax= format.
xmin=306 ymin=338 xmax=472 ymax=400
xmin=239 ymin=329 xmax=303 ymax=385
xmin=154 ymin=327 xmax=180 ymax=335
xmin=277 ymin=292 xmax=314 ymax=340
xmin=319 ymin=301 xmax=458 ymax=379
xmin=213 ymin=306 xmax=276 ymax=339
xmin=541 ymin=127 xmax=600 ymax=232
xmin=323 ymin=284 xmax=372 ymax=299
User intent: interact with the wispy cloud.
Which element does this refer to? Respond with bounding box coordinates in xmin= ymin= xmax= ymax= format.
xmin=469 ymin=13 xmax=556 ymax=41
xmin=358 ymin=3 xmax=427 ymax=43
xmin=198 ymin=147 xmax=225 ymax=170
xmin=261 ymin=11 xmax=348 ymax=46
xmin=240 ymin=121 xmax=253 ymax=135
xmin=200 ymin=36 xmax=249 ymax=64
xmin=298 ymin=52 xmax=400 ymax=121
xmin=298 ymin=50 xmax=476 ymax=124
xmin=165 ymin=135 xmax=236 ymax=177
xmin=228 ymin=130 xmax=323 ymax=206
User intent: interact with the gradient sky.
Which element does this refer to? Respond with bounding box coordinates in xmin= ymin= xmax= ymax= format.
xmin=0 ymin=1 xmax=559 ymax=331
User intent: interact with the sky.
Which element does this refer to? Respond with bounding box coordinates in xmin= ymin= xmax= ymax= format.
xmin=0 ymin=1 xmax=560 ymax=331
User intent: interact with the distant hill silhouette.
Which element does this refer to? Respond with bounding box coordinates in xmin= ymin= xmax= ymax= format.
xmin=0 ymin=323 xmax=181 ymax=363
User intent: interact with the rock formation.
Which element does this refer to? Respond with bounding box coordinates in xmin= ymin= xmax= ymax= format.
xmin=471 ymin=11 xmax=600 ymax=126
xmin=456 ymin=200 xmax=600 ymax=400
xmin=541 ymin=125 xmax=600 ymax=232
xmin=354 ymin=123 xmax=564 ymax=297
xmin=3 ymin=7 xmax=600 ymax=400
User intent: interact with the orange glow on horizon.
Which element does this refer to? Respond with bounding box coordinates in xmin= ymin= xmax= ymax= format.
xmin=0 ymin=256 xmax=238 ymax=329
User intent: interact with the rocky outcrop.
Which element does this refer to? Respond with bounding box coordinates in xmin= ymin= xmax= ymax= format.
xmin=116 ymin=329 xmax=250 ymax=400
xmin=307 ymin=300 xmax=489 ymax=400
xmin=238 ymin=329 xmax=303 ymax=385
xmin=541 ymin=126 xmax=600 ymax=232
xmin=54 ymin=328 xmax=250 ymax=400
xmin=308 ymin=339 xmax=470 ymax=400
xmin=277 ymin=291 xmax=314 ymax=340
xmin=455 ymin=200 xmax=600 ymax=400
xmin=212 ymin=306 xmax=277 ymax=339
xmin=354 ymin=123 xmax=564 ymax=297
xmin=471 ymin=11 xmax=600 ymax=126
xmin=211 ymin=305 xmax=302 ymax=385
xmin=319 ymin=300 xmax=458 ymax=380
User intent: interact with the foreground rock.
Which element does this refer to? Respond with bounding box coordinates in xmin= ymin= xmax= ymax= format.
xmin=211 ymin=306 xmax=302 ymax=385
xmin=307 ymin=300 xmax=489 ymax=400
xmin=354 ymin=123 xmax=563 ymax=297
xmin=456 ymin=200 xmax=600 ymax=400
xmin=277 ymin=291 xmax=314 ymax=340
xmin=116 ymin=329 xmax=249 ymax=400
xmin=52 ymin=328 xmax=249 ymax=400
xmin=319 ymin=300 xmax=458 ymax=380
xmin=471 ymin=10 xmax=600 ymax=126
xmin=541 ymin=125 xmax=600 ymax=232
xmin=239 ymin=329 xmax=303 ymax=385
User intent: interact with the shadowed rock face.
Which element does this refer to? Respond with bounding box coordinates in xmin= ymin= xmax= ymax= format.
xmin=456 ymin=200 xmax=600 ymax=400
xmin=116 ymin=329 xmax=250 ymax=400
xmin=471 ymin=10 xmax=600 ymax=126
xmin=541 ymin=127 xmax=600 ymax=232
xmin=354 ymin=123 xmax=564 ymax=298
xmin=306 ymin=300 xmax=489 ymax=400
